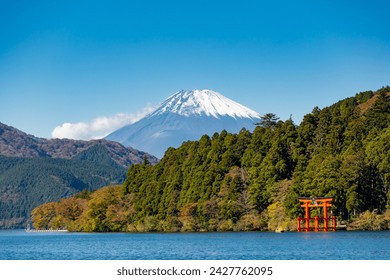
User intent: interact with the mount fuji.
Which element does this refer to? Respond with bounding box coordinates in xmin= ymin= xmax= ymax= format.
xmin=106 ymin=89 xmax=261 ymax=158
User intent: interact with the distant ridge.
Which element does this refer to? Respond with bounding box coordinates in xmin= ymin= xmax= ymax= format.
xmin=0 ymin=122 xmax=157 ymax=167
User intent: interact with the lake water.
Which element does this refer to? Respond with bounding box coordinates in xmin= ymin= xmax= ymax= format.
xmin=0 ymin=230 xmax=390 ymax=260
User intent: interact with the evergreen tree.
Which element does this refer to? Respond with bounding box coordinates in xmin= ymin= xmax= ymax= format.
xmin=256 ymin=113 xmax=280 ymax=128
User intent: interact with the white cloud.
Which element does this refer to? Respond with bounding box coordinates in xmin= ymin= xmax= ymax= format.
xmin=51 ymin=106 xmax=155 ymax=140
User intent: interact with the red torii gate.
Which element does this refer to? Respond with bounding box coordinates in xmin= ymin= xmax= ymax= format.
xmin=297 ymin=197 xmax=337 ymax=232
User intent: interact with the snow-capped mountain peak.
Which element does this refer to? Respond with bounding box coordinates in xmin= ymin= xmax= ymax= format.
xmin=150 ymin=89 xmax=261 ymax=119
xmin=106 ymin=89 xmax=261 ymax=158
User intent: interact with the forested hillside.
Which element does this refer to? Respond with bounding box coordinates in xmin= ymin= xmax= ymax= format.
xmin=0 ymin=146 xmax=127 ymax=228
xmin=31 ymin=87 xmax=390 ymax=232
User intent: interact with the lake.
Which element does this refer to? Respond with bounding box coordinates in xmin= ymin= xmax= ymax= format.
xmin=0 ymin=230 xmax=389 ymax=260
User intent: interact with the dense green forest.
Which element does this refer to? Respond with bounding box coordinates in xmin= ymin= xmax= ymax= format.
xmin=0 ymin=144 xmax=127 ymax=228
xmin=31 ymin=87 xmax=390 ymax=231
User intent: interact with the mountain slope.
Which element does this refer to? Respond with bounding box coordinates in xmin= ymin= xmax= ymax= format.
xmin=106 ymin=89 xmax=261 ymax=158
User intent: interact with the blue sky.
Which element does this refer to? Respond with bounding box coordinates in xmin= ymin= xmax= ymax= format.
xmin=1 ymin=0 xmax=389 ymax=139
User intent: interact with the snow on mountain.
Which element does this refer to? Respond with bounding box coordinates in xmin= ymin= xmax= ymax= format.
xmin=151 ymin=89 xmax=261 ymax=119
xmin=106 ymin=89 xmax=261 ymax=158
